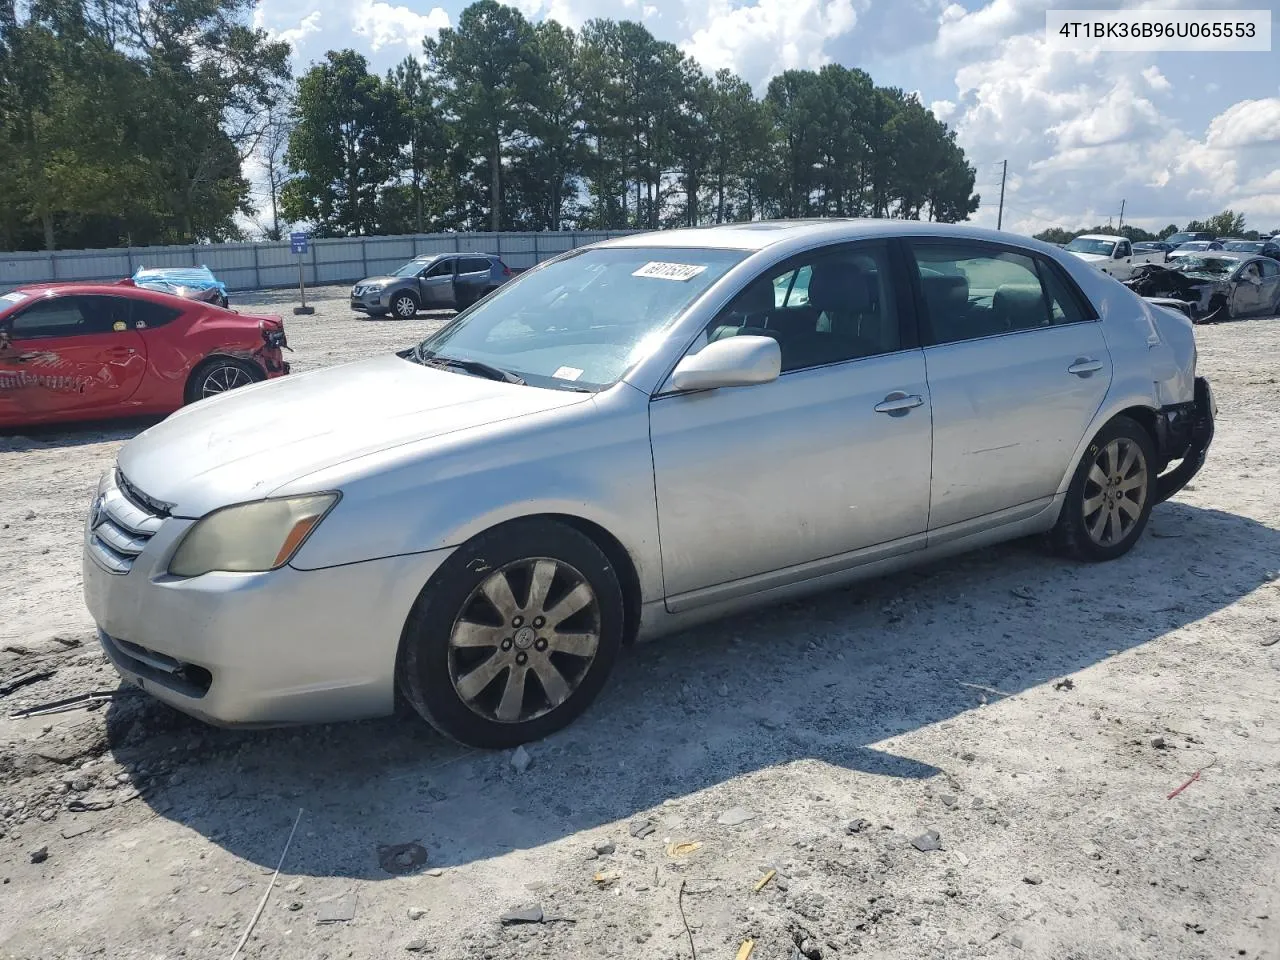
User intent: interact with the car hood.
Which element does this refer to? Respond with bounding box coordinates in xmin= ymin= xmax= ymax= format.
xmin=117 ymin=354 xmax=590 ymax=517
xmin=355 ymin=276 xmax=398 ymax=286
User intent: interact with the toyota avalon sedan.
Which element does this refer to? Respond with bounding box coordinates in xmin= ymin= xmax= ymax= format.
xmin=83 ymin=220 xmax=1215 ymax=748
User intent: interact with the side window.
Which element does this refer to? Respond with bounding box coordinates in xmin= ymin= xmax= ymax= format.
xmin=425 ymin=259 xmax=453 ymax=278
xmin=1258 ymin=260 xmax=1280 ymax=278
xmin=1035 ymin=260 xmax=1092 ymax=325
xmin=704 ymin=243 xmax=902 ymax=373
xmin=1242 ymin=262 xmax=1262 ymax=280
xmin=459 ymin=257 xmax=491 ymax=274
xmin=1116 ymin=240 xmax=1131 ymax=258
xmin=10 ymin=295 xmax=127 ymax=339
xmin=130 ymin=300 xmax=183 ymax=329
xmin=910 ymin=243 xmax=1056 ymax=344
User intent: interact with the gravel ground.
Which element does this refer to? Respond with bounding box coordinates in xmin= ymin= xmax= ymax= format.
xmin=1 ymin=286 xmax=1278 ymax=960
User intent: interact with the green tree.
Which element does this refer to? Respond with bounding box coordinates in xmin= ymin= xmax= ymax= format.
xmin=1201 ymin=209 xmax=1247 ymax=236
xmin=284 ymin=50 xmax=407 ymax=236
xmin=424 ymin=0 xmax=540 ymax=232
xmin=389 ymin=56 xmax=446 ymax=233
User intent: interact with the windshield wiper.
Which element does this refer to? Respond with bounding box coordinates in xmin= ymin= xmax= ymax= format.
xmin=419 ymin=349 xmax=525 ymax=385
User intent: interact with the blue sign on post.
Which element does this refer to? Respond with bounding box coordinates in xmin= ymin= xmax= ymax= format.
xmin=290 ymin=232 xmax=314 ymax=314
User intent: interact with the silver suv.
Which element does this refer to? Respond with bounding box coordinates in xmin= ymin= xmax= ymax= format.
xmin=351 ymin=253 xmax=512 ymax=318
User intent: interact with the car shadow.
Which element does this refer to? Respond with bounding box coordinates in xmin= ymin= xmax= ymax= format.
xmin=0 ymin=416 xmax=161 ymax=450
xmin=105 ymin=501 xmax=1277 ymax=879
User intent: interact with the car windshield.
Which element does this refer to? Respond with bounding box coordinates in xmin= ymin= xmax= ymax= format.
xmin=1172 ymin=257 xmax=1234 ymax=276
xmin=1064 ymin=238 xmax=1115 ymax=256
xmin=393 ymin=259 xmax=433 ymax=278
xmin=1222 ymin=241 xmax=1260 ymax=252
xmin=1166 ymin=233 xmax=1205 ymax=245
xmin=410 ymin=246 xmax=746 ymax=390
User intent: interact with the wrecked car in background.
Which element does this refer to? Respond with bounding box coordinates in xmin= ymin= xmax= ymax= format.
xmin=1221 ymin=239 xmax=1280 ymax=262
xmin=1125 ymin=253 xmax=1280 ymax=323
xmin=126 ymin=266 xmax=230 ymax=308
xmin=1063 ymin=234 xmax=1164 ymax=280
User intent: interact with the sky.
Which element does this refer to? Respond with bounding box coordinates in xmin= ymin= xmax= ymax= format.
xmin=250 ymin=0 xmax=1280 ymax=236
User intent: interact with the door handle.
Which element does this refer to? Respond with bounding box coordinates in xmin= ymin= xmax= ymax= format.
xmin=1067 ymin=358 xmax=1104 ymax=376
xmin=873 ymin=392 xmax=925 ymax=415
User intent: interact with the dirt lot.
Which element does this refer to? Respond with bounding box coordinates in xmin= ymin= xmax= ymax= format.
xmin=2 ymin=286 xmax=1279 ymax=960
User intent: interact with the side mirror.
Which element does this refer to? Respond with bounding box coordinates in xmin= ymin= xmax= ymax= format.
xmin=670 ymin=335 xmax=781 ymax=392
xmin=0 ymin=330 xmax=9 ymax=351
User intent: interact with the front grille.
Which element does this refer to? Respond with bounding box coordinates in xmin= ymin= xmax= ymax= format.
xmin=88 ymin=473 xmax=165 ymax=575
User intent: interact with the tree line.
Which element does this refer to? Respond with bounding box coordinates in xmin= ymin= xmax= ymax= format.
xmin=1035 ymin=210 xmax=1271 ymax=245
xmin=0 ymin=0 xmax=980 ymax=251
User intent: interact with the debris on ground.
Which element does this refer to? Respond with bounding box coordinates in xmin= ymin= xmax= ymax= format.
xmin=629 ymin=818 xmax=655 ymax=839
xmin=754 ymin=869 xmax=776 ymax=892
xmin=0 ymin=669 xmax=55 ymax=697
xmin=1010 ymin=586 xmax=1037 ymax=601
xmin=717 ymin=806 xmax=757 ymax=826
xmin=378 ymin=842 xmax=429 ymax=875
xmin=666 ymin=841 xmax=703 ymax=858
xmin=1023 ymin=875 xmax=1043 ymax=885
xmin=592 ymin=871 xmax=620 ymax=885
xmin=405 ymin=939 xmax=431 ymax=953
xmin=510 ymin=745 xmax=532 ymax=774
xmin=1053 ymin=677 xmax=1075 ymax=692
xmin=1152 ymin=737 xmax=1168 ymax=749
xmin=845 ymin=818 xmax=870 ymax=833
xmin=735 ymin=939 xmax=755 ymax=960
xmin=500 ymin=904 xmax=544 ymax=925
xmin=910 ymin=829 xmax=943 ymax=852
xmin=316 ymin=891 xmax=358 ymax=923
xmin=29 ymin=846 xmax=48 ymax=864
xmin=408 ymin=907 xmax=427 ymax=920
xmin=59 ymin=823 xmax=92 ymax=839
xmin=592 ymin=839 xmax=615 ymax=855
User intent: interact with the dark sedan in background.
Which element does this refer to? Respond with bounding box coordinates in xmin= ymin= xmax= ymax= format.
xmin=351 ymin=253 xmax=513 ymax=318
xmin=1221 ymin=239 xmax=1280 ymax=261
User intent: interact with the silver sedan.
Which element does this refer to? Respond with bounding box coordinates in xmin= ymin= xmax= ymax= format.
xmin=82 ymin=220 xmax=1216 ymax=747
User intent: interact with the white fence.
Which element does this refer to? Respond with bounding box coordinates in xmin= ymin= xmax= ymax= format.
xmin=0 ymin=230 xmax=643 ymax=293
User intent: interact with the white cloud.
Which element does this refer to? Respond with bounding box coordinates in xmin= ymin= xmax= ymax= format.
xmin=352 ymin=0 xmax=450 ymax=53
xmin=682 ymin=0 xmax=859 ymax=90
xmin=1140 ymin=65 xmax=1169 ymax=92
xmin=252 ymin=6 xmax=322 ymax=48
xmin=1203 ymin=98 xmax=1280 ymax=150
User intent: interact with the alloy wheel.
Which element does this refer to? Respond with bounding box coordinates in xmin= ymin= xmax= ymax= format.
xmin=448 ymin=557 xmax=601 ymax=724
xmin=200 ymin=363 xmax=253 ymax=398
xmin=1082 ymin=437 xmax=1148 ymax=546
xmin=395 ymin=295 xmax=416 ymax=318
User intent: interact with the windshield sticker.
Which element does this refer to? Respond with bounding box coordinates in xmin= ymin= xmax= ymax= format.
xmin=1 ymin=291 xmax=29 ymax=305
xmin=632 ymin=261 xmax=709 ymax=282
xmin=552 ymin=365 xmax=584 ymax=381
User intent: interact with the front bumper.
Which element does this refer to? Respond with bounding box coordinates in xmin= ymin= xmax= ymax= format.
xmin=350 ymin=289 xmax=386 ymax=312
xmin=1154 ymin=376 xmax=1215 ymax=504
xmin=82 ymin=474 xmax=452 ymax=726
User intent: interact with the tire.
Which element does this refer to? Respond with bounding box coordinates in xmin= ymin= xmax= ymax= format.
xmin=184 ymin=356 xmax=263 ymax=404
xmin=1051 ymin=415 xmax=1157 ymax=562
xmin=398 ymin=518 xmax=625 ymax=748
xmin=391 ymin=292 xmax=419 ymax=319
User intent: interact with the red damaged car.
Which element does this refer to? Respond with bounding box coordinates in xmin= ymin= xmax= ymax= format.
xmin=0 ymin=282 xmax=289 ymax=429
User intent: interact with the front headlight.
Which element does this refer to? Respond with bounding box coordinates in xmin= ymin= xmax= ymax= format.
xmin=168 ymin=494 xmax=338 ymax=577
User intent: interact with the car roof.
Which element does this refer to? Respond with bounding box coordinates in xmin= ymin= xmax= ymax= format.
xmin=10 ymin=281 xmax=197 ymax=304
xmin=597 ymin=219 xmax=1069 ymax=253
xmin=1074 ymin=234 xmax=1121 ymax=242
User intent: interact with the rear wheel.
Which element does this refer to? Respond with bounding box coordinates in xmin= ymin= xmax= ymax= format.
xmin=1052 ymin=416 xmax=1156 ymax=562
xmin=184 ymin=357 xmax=262 ymax=404
xmin=398 ymin=519 xmax=624 ymax=748
xmin=391 ymin=292 xmax=419 ymax=319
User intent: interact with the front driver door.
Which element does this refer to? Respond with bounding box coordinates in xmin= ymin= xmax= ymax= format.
xmin=1229 ymin=261 xmax=1269 ymax=317
xmin=649 ymin=241 xmax=933 ymax=610
xmin=1 ymin=294 xmax=147 ymax=420
xmin=419 ymin=257 xmax=455 ymax=308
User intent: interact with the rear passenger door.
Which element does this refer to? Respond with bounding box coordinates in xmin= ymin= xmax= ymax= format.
xmin=455 ymin=257 xmax=494 ymax=306
xmin=908 ymin=240 xmax=1112 ymax=535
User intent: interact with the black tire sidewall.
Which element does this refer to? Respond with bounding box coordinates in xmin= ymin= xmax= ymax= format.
xmin=184 ymin=357 xmax=262 ymax=404
xmin=1056 ymin=415 xmax=1157 ymax=562
xmin=399 ymin=519 xmax=625 ymax=748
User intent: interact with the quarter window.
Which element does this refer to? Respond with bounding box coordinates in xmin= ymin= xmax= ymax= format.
xmin=910 ymin=243 xmax=1086 ymax=344
xmin=458 ymin=257 xmax=492 ymax=274
xmin=129 ymin=300 xmax=183 ymax=328
xmin=704 ymin=243 xmax=901 ymax=373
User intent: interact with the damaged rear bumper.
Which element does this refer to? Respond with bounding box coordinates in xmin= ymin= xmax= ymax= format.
xmin=1154 ymin=377 xmax=1215 ymax=504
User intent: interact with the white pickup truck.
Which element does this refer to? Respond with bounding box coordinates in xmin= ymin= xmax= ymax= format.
xmin=1062 ymin=234 xmax=1166 ymax=281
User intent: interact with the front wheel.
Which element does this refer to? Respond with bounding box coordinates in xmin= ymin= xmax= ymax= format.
xmin=391 ymin=292 xmax=419 ymax=319
xmin=398 ymin=519 xmax=624 ymax=748
xmin=1052 ymin=416 xmax=1156 ymax=562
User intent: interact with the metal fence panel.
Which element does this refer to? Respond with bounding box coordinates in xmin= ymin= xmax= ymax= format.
xmin=0 ymin=230 xmax=643 ymax=293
